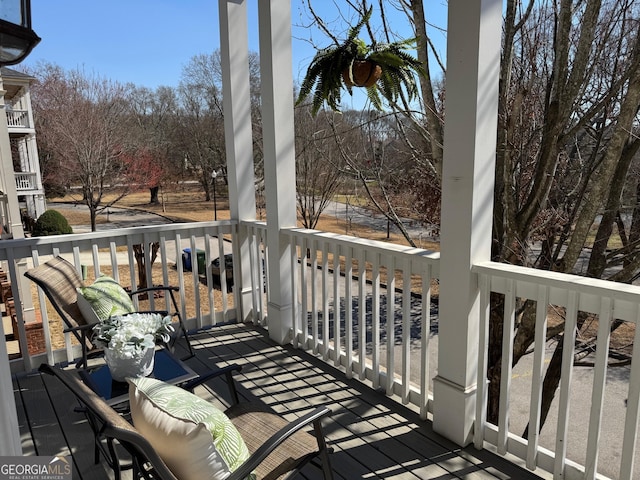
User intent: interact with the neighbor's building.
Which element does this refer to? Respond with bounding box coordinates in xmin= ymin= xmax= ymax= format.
xmin=0 ymin=66 xmax=45 ymax=239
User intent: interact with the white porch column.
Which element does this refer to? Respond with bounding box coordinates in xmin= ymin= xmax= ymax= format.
xmin=219 ymin=0 xmax=257 ymax=322
xmin=0 ymin=79 xmax=22 ymax=455
xmin=0 ymin=80 xmax=24 ymax=239
xmin=432 ymin=0 xmax=502 ymax=446
xmin=258 ymin=0 xmax=296 ymax=344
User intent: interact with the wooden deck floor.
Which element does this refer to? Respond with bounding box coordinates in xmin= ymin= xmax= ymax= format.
xmin=13 ymin=323 xmax=545 ymax=479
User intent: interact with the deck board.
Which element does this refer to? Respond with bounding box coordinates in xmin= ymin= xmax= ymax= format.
xmin=13 ymin=322 xmax=545 ymax=479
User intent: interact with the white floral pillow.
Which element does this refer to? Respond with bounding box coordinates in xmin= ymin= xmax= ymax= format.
xmin=77 ymin=275 xmax=135 ymax=321
xmin=128 ymin=377 xmax=252 ymax=480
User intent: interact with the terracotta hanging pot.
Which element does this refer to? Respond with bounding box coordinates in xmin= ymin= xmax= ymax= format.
xmin=342 ymin=60 xmax=382 ymax=87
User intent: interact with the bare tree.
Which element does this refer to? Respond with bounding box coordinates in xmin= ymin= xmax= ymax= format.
xmin=295 ymin=105 xmax=345 ymax=230
xmin=489 ymin=0 xmax=640 ymax=429
xmin=128 ymin=85 xmax=181 ymax=204
xmin=175 ymin=51 xmax=262 ymax=202
xmin=30 ymin=64 xmax=135 ymax=231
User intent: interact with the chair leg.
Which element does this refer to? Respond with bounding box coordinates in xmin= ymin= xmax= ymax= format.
xmin=313 ymin=420 xmax=335 ymax=480
xmin=168 ymin=290 xmax=194 ymax=360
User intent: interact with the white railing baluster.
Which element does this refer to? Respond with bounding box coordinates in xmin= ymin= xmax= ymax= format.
xmin=29 ymin=251 xmax=53 ymax=365
xmin=142 ymin=232 xmax=156 ymax=312
xmin=386 ymin=255 xmax=396 ymax=396
xmin=216 ymin=232 xmax=227 ymax=323
xmin=321 ymin=240 xmax=330 ymax=361
xmin=526 ymin=284 xmax=549 ymax=470
xmin=311 ymin=237 xmax=319 ymax=353
xmin=126 ymin=237 xmax=136 ymax=289
xmin=187 ymin=236 xmax=200 ymax=328
xmin=290 ymin=236 xmax=300 ymax=348
xmin=248 ymin=228 xmax=261 ymax=325
xmin=357 ymin=248 xmax=366 ymax=381
xmin=420 ymin=262 xmax=433 ymax=420
xmin=554 ymin=290 xmax=579 ymax=479
xmin=584 ymin=297 xmax=612 ymax=479
xmin=371 ymin=251 xmax=381 ymax=390
xmin=299 ymin=236 xmax=309 ymax=347
xmin=619 ymin=304 xmax=640 ymax=480
xmin=344 ymin=246 xmax=353 ymax=378
xmin=92 ymin=243 xmax=102 ymax=278
xmin=498 ymin=278 xmax=516 ymax=455
xmin=332 ymin=241 xmax=340 ymax=366
xmin=474 ymin=273 xmax=490 ymax=448
xmin=158 ymin=237 xmax=172 ymax=314
xmin=401 ymin=257 xmax=411 ymax=404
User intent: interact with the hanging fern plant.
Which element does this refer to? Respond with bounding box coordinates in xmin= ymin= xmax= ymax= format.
xmin=296 ymin=6 xmax=425 ymax=115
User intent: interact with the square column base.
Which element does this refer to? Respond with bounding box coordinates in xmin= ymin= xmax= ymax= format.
xmin=266 ymin=301 xmax=293 ymax=345
xmin=432 ymin=375 xmax=477 ymax=446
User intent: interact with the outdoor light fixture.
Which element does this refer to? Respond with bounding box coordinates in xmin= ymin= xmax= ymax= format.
xmin=0 ymin=0 xmax=39 ymax=66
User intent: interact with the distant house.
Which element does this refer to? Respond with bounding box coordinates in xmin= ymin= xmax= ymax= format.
xmin=0 ymin=66 xmax=46 ymax=237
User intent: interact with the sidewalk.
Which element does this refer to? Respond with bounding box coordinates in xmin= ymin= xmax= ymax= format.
xmin=49 ymin=203 xmax=172 ymax=233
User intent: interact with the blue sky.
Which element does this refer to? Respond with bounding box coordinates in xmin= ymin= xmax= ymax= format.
xmin=24 ymin=1 xmax=446 ymax=107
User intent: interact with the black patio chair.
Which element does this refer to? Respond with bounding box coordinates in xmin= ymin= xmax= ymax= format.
xmin=39 ymin=363 xmax=335 ymax=480
xmin=25 ymin=256 xmax=194 ymax=368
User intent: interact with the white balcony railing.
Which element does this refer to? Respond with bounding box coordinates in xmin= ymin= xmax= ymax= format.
xmin=14 ymin=172 xmax=37 ymax=191
xmin=281 ymin=226 xmax=440 ymax=418
xmin=0 ymin=221 xmax=239 ymax=373
xmin=6 ymin=110 xmax=30 ymax=128
xmin=243 ymin=223 xmax=639 ymax=479
xmin=1 ymin=220 xmax=638 ymax=479
xmin=473 ymin=261 xmax=640 ymax=480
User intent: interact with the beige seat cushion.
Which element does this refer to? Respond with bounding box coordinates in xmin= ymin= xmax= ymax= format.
xmin=128 ymin=377 xmax=251 ymax=480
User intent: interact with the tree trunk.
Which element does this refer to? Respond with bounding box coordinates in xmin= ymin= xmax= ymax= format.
xmin=133 ymin=242 xmax=160 ymax=290
xmin=149 ymin=186 xmax=160 ymax=204
xmin=90 ymin=207 xmax=97 ymax=232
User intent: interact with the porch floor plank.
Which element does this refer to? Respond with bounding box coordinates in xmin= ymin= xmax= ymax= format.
xmin=13 ymin=372 xmax=81 ymax=479
xmin=14 ymin=322 xmax=545 ymax=479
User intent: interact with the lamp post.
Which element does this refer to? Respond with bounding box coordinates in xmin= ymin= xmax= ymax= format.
xmin=211 ymin=169 xmax=218 ymax=220
xmin=0 ymin=0 xmax=40 ymax=66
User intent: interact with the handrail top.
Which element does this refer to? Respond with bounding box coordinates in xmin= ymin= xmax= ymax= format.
xmin=473 ymin=260 xmax=640 ymax=299
xmin=0 ymin=220 xmax=238 ymax=260
xmin=281 ymin=225 xmax=440 ymax=259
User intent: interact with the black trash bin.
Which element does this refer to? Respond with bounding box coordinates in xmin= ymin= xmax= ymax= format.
xmin=211 ymin=254 xmax=234 ymax=292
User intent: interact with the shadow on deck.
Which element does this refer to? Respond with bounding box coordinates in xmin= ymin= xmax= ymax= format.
xmin=13 ymin=323 xmax=544 ymax=479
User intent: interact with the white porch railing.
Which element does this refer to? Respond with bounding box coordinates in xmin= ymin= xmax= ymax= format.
xmin=0 ymin=221 xmax=239 ymax=373
xmin=243 ymin=223 xmax=441 ymax=419
xmin=2 ymin=220 xmax=638 ymax=479
xmin=6 ymin=110 xmax=30 ymax=128
xmin=243 ymin=223 xmax=638 ymax=479
xmin=14 ymin=172 xmax=37 ymax=191
xmin=474 ymin=261 xmax=640 ymax=480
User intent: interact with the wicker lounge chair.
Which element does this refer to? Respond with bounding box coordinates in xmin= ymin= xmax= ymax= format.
xmin=25 ymin=256 xmax=194 ymax=368
xmin=39 ymin=363 xmax=335 ymax=480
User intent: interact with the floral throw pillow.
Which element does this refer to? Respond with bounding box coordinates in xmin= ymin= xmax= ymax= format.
xmin=128 ymin=377 xmax=252 ymax=480
xmin=77 ymin=275 xmax=135 ymax=322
